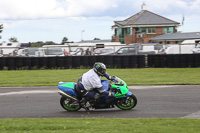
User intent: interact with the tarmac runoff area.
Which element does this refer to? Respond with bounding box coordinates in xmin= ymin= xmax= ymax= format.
xmin=0 ymin=85 xmax=199 ymax=119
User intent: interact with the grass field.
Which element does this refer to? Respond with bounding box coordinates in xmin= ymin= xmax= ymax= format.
xmin=0 ymin=118 xmax=200 ymax=133
xmin=1 ymin=68 xmax=200 ymax=132
xmin=0 ymin=68 xmax=200 ymax=87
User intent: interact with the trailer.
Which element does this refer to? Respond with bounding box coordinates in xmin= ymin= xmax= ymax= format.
xmin=0 ymin=43 xmax=21 ymax=56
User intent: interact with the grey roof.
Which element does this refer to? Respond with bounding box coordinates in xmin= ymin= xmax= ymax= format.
xmin=150 ymin=32 xmax=200 ymax=41
xmin=115 ymin=10 xmax=180 ymax=26
xmin=77 ymin=39 xmax=112 ymax=43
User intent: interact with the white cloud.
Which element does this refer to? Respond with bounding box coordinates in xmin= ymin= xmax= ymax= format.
xmin=0 ymin=0 xmax=200 ymax=20
xmin=0 ymin=0 xmax=200 ymax=43
xmin=0 ymin=0 xmax=67 ymax=19
xmin=0 ymin=0 xmax=120 ymax=20
xmin=146 ymin=0 xmax=200 ymax=15
xmin=2 ymin=20 xmax=28 ymax=28
xmin=64 ymin=0 xmax=119 ymax=16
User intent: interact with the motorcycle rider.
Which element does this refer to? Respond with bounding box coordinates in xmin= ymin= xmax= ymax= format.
xmin=76 ymin=62 xmax=115 ymax=110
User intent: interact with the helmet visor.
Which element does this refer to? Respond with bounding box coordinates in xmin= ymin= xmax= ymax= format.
xmin=101 ymin=69 xmax=106 ymax=75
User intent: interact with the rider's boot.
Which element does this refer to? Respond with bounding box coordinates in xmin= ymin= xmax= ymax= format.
xmin=85 ymin=99 xmax=95 ymax=111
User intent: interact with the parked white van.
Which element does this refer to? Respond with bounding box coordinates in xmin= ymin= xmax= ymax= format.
xmin=17 ymin=48 xmax=39 ymax=57
xmin=36 ymin=47 xmax=64 ymax=57
xmin=159 ymin=44 xmax=195 ymax=54
xmin=129 ymin=43 xmax=162 ymax=54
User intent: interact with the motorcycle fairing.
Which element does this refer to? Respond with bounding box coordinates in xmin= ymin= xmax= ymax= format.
xmin=58 ymin=82 xmax=78 ymax=96
xmin=125 ymin=91 xmax=133 ymax=97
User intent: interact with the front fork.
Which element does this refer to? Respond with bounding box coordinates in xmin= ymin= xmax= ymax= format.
xmin=116 ymin=91 xmax=132 ymax=104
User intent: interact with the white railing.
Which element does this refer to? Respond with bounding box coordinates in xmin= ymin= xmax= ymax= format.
xmin=0 ymin=43 xmax=199 ymax=57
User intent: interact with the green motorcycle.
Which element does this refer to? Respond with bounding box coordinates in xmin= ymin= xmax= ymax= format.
xmin=58 ymin=76 xmax=137 ymax=111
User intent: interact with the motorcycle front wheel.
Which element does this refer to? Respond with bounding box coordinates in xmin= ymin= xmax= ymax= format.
xmin=60 ymin=96 xmax=81 ymax=111
xmin=116 ymin=94 xmax=137 ymax=110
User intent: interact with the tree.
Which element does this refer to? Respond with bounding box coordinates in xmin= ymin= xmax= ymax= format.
xmin=0 ymin=24 xmax=3 ymax=39
xmin=94 ymin=38 xmax=100 ymax=40
xmin=44 ymin=41 xmax=56 ymax=45
xmin=9 ymin=37 xmax=18 ymax=42
xmin=30 ymin=41 xmax=44 ymax=47
xmin=30 ymin=41 xmax=57 ymax=47
xmin=61 ymin=37 xmax=68 ymax=44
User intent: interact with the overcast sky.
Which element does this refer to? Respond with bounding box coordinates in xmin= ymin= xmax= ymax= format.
xmin=0 ymin=0 xmax=200 ymax=43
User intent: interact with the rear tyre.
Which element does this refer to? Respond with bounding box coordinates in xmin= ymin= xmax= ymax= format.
xmin=60 ymin=96 xmax=81 ymax=111
xmin=116 ymin=94 xmax=137 ymax=110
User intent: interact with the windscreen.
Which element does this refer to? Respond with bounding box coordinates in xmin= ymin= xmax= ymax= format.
xmin=44 ymin=48 xmax=63 ymax=55
xmin=27 ymin=48 xmax=39 ymax=55
xmin=196 ymin=44 xmax=200 ymax=48
xmin=114 ymin=77 xmax=124 ymax=85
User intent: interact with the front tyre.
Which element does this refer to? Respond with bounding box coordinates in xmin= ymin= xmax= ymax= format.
xmin=60 ymin=96 xmax=81 ymax=111
xmin=116 ymin=94 xmax=137 ymax=110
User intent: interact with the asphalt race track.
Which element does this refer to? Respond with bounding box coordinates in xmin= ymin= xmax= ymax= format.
xmin=0 ymin=85 xmax=200 ymax=119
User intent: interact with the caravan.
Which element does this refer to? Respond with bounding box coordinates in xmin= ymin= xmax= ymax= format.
xmin=0 ymin=43 xmax=21 ymax=56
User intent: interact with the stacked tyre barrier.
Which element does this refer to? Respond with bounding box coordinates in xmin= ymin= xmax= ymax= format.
xmin=148 ymin=54 xmax=200 ymax=68
xmin=0 ymin=55 xmax=145 ymax=70
xmin=0 ymin=54 xmax=200 ymax=70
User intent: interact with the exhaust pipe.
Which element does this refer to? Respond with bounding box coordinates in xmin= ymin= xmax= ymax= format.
xmin=58 ymin=91 xmax=78 ymax=101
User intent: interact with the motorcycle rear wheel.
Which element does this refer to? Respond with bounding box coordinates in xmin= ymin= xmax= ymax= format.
xmin=116 ymin=94 xmax=137 ymax=110
xmin=60 ymin=96 xmax=81 ymax=111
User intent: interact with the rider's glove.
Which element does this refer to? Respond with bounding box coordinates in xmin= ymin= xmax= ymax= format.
xmin=111 ymin=76 xmax=116 ymax=81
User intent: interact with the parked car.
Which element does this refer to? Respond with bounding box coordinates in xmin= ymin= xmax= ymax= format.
xmin=103 ymin=46 xmax=155 ymax=55
xmin=93 ymin=48 xmax=113 ymax=55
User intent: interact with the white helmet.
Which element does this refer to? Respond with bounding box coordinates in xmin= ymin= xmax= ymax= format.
xmin=93 ymin=62 xmax=106 ymax=76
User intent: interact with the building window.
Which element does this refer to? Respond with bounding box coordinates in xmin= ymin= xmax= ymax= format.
xmin=135 ymin=27 xmax=146 ymax=33
xmin=126 ymin=28 xmax=130 ymax=35
xmin=175 ymin=41 xmax=180 ymax=44
xmin=146 ymin=27 xmax=156 ymax=34
xmin=163 ymin=27 xmax=174 ymax=34
xmin=126 ymin=28 xmax=132 ymax=35
xmin=115 ymin=29 xmax=118 ymax=36
xmin=118 ymin=27 xmax=122 ymax=36
xmin=154 ymin=45 xmax=163 ymax=50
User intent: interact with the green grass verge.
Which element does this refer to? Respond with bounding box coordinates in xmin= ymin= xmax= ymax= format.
xmin=0 ymin=118 xmax=199 ymax=133
xmin=0 ymin=68 xmax=200 ymax=87
xmin=1 ymin=69 xmax=200 ymax=132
